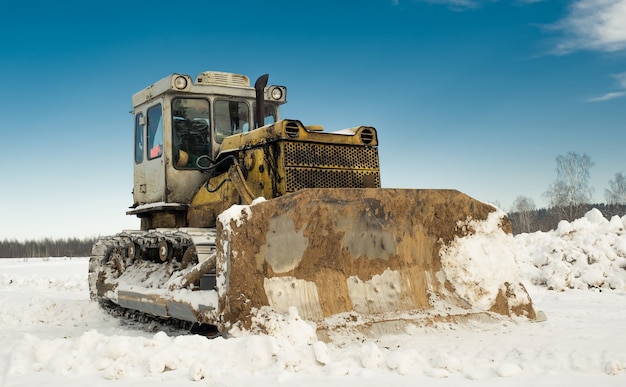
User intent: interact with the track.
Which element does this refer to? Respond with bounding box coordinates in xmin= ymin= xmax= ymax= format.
xmin=98 ymin=299 xmax=224 ymax=338
xmin=89 ymin=227 xmax=221 ymax=335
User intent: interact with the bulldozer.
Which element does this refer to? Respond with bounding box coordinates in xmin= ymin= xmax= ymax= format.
xmin=89 ymin=71 xmax=538 ymax=338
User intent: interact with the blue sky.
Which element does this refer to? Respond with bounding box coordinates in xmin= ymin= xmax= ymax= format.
xmin=1 ymin=0 xmax=624 ymax=240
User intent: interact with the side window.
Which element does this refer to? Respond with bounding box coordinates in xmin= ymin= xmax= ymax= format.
xmin=147 ymin=104 xmax=163 ymax=160
xmin=214 ymin=100 xmax=249 ymax=143
xmin=253 ymin=103 xmax=278 ymax=127
xmin=134 ymin=113 xmax=144 ymax=164
xmin=264 ymin=104 xmax=278 ymax=126
xmin=172 ymin=98 xmax=210 ymax=169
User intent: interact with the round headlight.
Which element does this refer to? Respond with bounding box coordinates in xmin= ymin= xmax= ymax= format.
xmin=174 ymin=76 xmax=188 ymax=90
xmin=270 ymin=87 xmax=283 ymax=100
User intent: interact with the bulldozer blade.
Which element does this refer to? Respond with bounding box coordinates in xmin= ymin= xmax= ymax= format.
xmin=214 ymin=188 xmax=537 ymax=335
xmin=116 ymin=290 xmax=217 ymax=323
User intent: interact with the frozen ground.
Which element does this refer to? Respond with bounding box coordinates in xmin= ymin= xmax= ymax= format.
xmin=1 ymin=208 xmax=626 ymax=386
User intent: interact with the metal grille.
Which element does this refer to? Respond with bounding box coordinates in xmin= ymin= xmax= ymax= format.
xmin=285 ymin=168 xmax=381 ymax=192
xmin=195 ymin=72 xmax=250 ymax=87
xmin=283 ymin=142 xmax=379 ymax=169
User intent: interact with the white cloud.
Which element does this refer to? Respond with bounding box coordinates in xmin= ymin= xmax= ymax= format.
xmin=614 ymin=72 xmax=626 ymax=88
xmin=552 ymin=0 xmax=626 ymax=54
xmin=400 ymin=0 xmax=544 ymax=11
xmin=514 ymin=0 xmax=546 ymax=4
xmin=408 ymin=0 xmax=485 ymax=10
xmin=588 ymin=72 xmax=626 ymax=102
xmin=588 ymin=91 xmax=626 ymax=102
xmin=548 ymin=2 xmax=626 ymax=102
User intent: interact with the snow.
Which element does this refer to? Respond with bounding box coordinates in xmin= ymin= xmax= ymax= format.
xmin=440 ymin=208 xmax=531 ymax=311
xmin=2 ymin=209 xmax=626 ymax=386
xmin=216 ymin=197 xmax=266 ymax=229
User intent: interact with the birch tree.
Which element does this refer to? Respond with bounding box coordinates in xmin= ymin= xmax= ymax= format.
xmin=511 ymin=195 xmax=536 ymax=233
xmin=605 ymin=172 xmax=626 ymax=205
xmin=543 ymin=151 xmax=594 ymax=221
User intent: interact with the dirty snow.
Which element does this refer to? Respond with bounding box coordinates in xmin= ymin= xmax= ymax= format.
xmin=440 ymin=208 xmax=532 ymax=311
xmin=1 ymin=208 xmax=626 ymax=386
xmin=216 ymin=197 xmax=266 ymax=230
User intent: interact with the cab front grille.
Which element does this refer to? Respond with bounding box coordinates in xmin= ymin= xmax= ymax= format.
xmin=281 ymin=141 xmax=380 ymax=192
xmin=283 ymin=142 xmax=379 ymax=169
xmin=285 ymin=169 xmax=381 ymax=192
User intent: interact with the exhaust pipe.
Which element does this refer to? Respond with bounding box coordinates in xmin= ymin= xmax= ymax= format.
xmin=254 ymin=74 xmax=269 ymax=129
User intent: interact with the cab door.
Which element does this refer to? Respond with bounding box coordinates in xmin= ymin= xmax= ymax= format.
xmin=133 ymin=102 xmax=166 ymax=205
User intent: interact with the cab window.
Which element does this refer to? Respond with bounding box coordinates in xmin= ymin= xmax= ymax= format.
xmin=172 ymin=98 xmax=211 ymax=169
xmin=253 ymin=103 xmax=278 ymax=127
xmin=214 ymin=100 xmax=249 ymax=143
xmin=263 ymin=104 xmax=278 ymax=126
xmin=147 ymin=104 xmax=163 ymax=160
xmin=134 ymin=113 xmax=144 ymax=164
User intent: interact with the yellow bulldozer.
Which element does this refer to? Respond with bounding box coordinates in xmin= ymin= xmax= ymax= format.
xmin=89 ymin=71 xmax=537 ymax=338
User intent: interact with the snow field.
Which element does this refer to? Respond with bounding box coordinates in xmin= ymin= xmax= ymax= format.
xmin=1 ymin=209 xmax=626 ymax=386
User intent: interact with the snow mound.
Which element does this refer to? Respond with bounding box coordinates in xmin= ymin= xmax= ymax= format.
xmin=514 ymin=209 xmax=626 ymax=291
xmin=7 ymin=309 xmax=322 ymax=382
xmin=230 ymin=306 xmax=318 ymax=346
xmin=440 ymin=209 xmax=532 ymax=311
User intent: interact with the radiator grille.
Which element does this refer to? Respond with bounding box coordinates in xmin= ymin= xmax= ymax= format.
xmin=281 ymin=141 xmax=381 ymax=192
xmin=285 ymin=169 xmax=381 ymax=192
xmin=283 ymin=142 xmax=379 ymax=169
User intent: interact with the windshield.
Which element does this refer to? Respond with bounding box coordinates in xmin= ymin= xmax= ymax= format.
xmin=172 ymin=98 xmax=211 ymax=169
xmin=214 ymin=100 xmax=250 ymax=143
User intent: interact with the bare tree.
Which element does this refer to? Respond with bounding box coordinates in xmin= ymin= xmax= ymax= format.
xmin=543 ymin=151 xmax=594 ymax=221
xmin=511 ymin=195 xmax=536 ymax=233
xmin=605 ymin=172 xmax=626 ymax=205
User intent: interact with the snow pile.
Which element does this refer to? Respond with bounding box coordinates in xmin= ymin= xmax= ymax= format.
xmin=514 ymin=209 xmax=626 ymax=291
xmin=230 ymin=306 xmax=318 ymax=346
xmin=440 ymin=209 xmax=531 ymax=311
xmin=5 ymin=307 xmax=324 ymax=382
xmin=9 ymin=329 xmax=298 ymax=381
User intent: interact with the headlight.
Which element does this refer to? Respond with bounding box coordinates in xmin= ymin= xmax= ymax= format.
xmin=266 ymin=86 xmax=286 ymax=101
xmin=270 ymin=87 xmax=283 ymax=100
xmin=173 ymin=76 xmax=188 ymax=90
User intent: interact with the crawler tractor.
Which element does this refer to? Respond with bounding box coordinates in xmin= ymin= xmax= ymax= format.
xmin=89 ymin=71 xmax=537 ymax=337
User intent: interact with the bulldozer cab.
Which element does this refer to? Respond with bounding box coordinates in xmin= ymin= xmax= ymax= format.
xmin=129 ymin=72 xmax=287 ymax=215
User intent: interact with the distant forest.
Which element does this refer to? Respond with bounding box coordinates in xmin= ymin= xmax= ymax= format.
xmin=0 ymin=237 xmax=97 ymax=258
xmin=1 ymin=203 xmax=625 ymax=258
xmin=508 ymin=203 xmax=626 ymax=234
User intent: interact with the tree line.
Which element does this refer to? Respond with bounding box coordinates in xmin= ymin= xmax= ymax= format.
xmin=509 ymin=203 xmax=626 ymax=234
xmin=509 ymin=151 xmax=626 ymax=234
xmin=0 ymin=237 xmax=97 ymax=258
